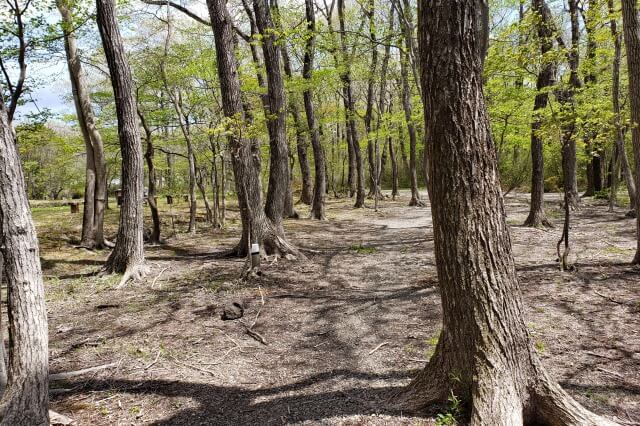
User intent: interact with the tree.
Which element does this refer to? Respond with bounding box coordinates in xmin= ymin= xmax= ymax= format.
xmin=395 ymin=1 xmax=618 ymax=424
xmin=621 ymin=0 xmax=640 ymax=263
xmin=302 ymin=0 xmax=326 ymax=219
xmin=96 ymin=0 xmax=147 ymax=285
xmin=523 ymin=0 xmax=555 ymax=228
xmin=0 ymin=98 xmax=49 ymax=425
xmin=338 ymin=0 xmax=366 ymax=208
xmin=252 ymin=0 xmax=292 ymax=227
xmin=57 ymin=0 xmax=108 ymax=249
xmin=137 ymin=107 xmax=161 ymax=244
xmin=609 ymin=0 xmax=637 ymax=211
xmin=205 ymin=0 xmax=297 ymax=257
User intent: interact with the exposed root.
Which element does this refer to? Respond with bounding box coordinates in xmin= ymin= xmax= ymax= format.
xmin=532 ymin=371 xmax=619 ymax=425
xmin=389 ymin=350 xmax=450 ymax=413
xmin=409 ymin=198 xmax=426 ymax=207
xmin=523 ymin=211 xmax=554 ymax=228
xmin=115 ymin=262 xmax=149 ymax=289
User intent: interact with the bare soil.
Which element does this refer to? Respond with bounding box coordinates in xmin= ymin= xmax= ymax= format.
xmin=40 ymin=191 xmax=639 ymax=425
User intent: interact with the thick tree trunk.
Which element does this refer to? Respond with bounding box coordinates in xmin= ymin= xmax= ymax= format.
xmin=138 ymin=109 xmax=161 ymax=244
xmin=303 ymin=0 xmax=327 ymax=220
xmin=252 ymin=0 xmax=291 ymax=228
xmin=338 ymin=0 xmax=365 ymax=207
xmin=524 ymin=0 xmax=554 ymax=228
xmin=97 ymin=0 xmax=147 ymax=285
xmin=395 ymin=3 xmax=619 ymax=424
xmin=206 ymin=0 xmax=297 ymax=258
xmin=0 ymin=103 xmax=49 ymax=426
xmin=621 ymin=0 xmax=640 ymax=263
xmin=57 ymin=0 xmax=107 ymax=248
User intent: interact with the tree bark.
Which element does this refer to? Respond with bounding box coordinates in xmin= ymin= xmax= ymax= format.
xmin=395 ymin=3 xmax=619 ymax=424
xmin=364 ymin=0 xmax=379 ymax=199
xmin=562 ymin=0 xmax=581 ymax=209
xmin=57 ymin=0 xmax=107 ymax=249
xmin=582 ymin=7 xmax=603 ymax=198
xmin=0 ymin=101 xmax=49 ymax=426
xmin=97 ymin=0 xmax=147 ymax=285
xmin=302 ymin=0 xmax=327 ymax=219
xmin=137 ymin=108 xmax=161 ymax=244
xmin=338 ymin=0 xmax=366 ymax=207
xmin=524 ymin=0 xmax=554 ymax=228
xmin=401 ymin=49 xmax=422 ymax=207
xmin=621 ymin=0 xmax=640 ymax=263
xmin=252 ymin=0 xmax=291 ymax=228
xmin=279 ymin=36 xmax=312 ymax=206
xmin=611 ymin=0 xmax=637 ymax=210
xmin=205 ymin=0 xmax=297 ymax=258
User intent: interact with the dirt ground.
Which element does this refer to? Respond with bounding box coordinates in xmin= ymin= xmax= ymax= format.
xmin=39 ymin=190 xmax=639 ymax=425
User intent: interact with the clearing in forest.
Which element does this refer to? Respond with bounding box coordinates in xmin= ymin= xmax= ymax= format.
xmin=42 ymin=192 xmax=639 ymax=425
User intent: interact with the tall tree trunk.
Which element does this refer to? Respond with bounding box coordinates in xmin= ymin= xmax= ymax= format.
xmin=562 ymin=0 xmax=581 ymax=209
xmin=0 ymin=102 xmax=49 ymax=426
xmin=401 ymin=50 xmax=422 ymax=206
xmin=97 ymin=0 xmax=147 ymax=285
xmin=338 ymin=0 xmax=366 ymax=207
xmin=621 ymin=0 xmax=640 ymax=263
xmin=57 ymin=0 xmax=107 ymax=249
xmin=582 ymin=7 xmax=603 ymax=197
xmin=279 ymin=41 xmax=312 ymax=205
xmin=389 ymin=133 xmax=399 ymax=200
xmin=364 ymin=0 xmax=379 ymax=199
xmin=524 ymin=0 xmax=554 ymax=228
xmin=252 ymin=0 xmax=291 ymax=227
xmin=302 ymin=0 xmax=327 ymax=219
xmin=205 ymin=0 xmax=297 ymax=257
xmin=610 ymin=0 xmax=637 ymax=210
xmin=137 ymin=109 xmax=161 ymax=244
xmin=395 ymin=3 xmax=618 ymax=424
xmin=160 ymin=18 xmax=197 ymax=233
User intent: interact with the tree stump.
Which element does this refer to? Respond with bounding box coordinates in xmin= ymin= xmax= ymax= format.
xmin=69 ymin=202 xmax=79 ymax=214
xmin=166 ymin=195 xmax=173 ymax=205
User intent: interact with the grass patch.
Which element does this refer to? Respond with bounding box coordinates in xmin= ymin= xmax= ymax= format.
xmin=349 ymin=244 xmax=378 ymax=254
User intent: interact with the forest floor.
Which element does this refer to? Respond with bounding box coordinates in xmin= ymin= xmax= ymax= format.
xmin=35 ymin=191 xmax=639 ymax=425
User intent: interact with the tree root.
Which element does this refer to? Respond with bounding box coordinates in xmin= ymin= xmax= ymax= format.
xmin=523 ymin=211 xmax=554 ymax=228
xmin=409 ymin=198 xmax=426 ymax=207
xmin=114 ymin=262 xmax=149 ymax=289
xmin=392 ymin=353 xmax=621 ymax=425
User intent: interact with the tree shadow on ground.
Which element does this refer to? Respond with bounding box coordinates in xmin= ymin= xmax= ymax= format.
xmin=54 ymin=370 xmax=416 ymax=425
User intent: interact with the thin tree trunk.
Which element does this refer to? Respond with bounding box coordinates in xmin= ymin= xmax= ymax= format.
xmin=273 ymin=0 xmax=313 ymax=206
xmin=97 ymin=0 xmax=147 ymax=285
xmin=524 ymin=0 xmax=554 ymax=228
xmin=396 ymin=3 xmax=618 ymax=424
xmin=401 ymin=50 xmax=422 ymax=207
xmin=57 ymin=0 xmax=107 ymax=248
xmin=302 ymin=0 xmax=327 ymax=219
xmin=582 ymin=8 xmax=603 ymax=197
xmin=610 ymin=0 xmax=637 ymax=210
xmin=364 ymin=0 xmax=379 ymax=199
xmin=205 ymin=0 xmax=297 ymax=257
xmin=338 ymin=0 xmax=365 ymax=207
xmin=621 ymin=0 xmax=640 ymax=263
xmin=561 ymin=0 xmax=581 ymax=209
xmin=137 ymin=108 xmax=161 ymax=244
xmin=0 ymin=101 xmax=49 ymax=426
